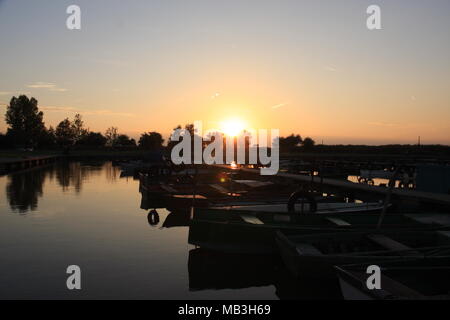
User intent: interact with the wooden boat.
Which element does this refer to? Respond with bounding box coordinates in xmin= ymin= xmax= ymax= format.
xmin=188 ymin=208 xmax=445 ymax=254
xmin=213 ymin=202 xmax=386 ymax=214
xmin=335 ymin=259 xmax=450 ymax=300
xmin=276 ymin=229 xmax=450 ymax=279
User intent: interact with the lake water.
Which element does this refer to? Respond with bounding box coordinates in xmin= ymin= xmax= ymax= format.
xmin=0 ymin=161 xmax=341 ymax=300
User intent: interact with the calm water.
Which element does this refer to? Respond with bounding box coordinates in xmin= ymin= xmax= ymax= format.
xmin=0 ymin=162 xmax=259 ymax=299
xmin=0 ymin=161 xmax=341 ymax=300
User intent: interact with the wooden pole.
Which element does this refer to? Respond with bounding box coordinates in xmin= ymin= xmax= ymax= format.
xmin=377 ymin=167 xmax=400 ymax=229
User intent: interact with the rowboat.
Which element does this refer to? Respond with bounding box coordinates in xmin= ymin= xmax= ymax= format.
xmin=275 ymin=229 xmax=450 ymax=279
xmin=188 ymin=208 xmax=446 ymax=254
xmin=335 ymin=259 xmax=450 ymax=300
xmin=213 ymin=201 xmax=386 ymax=214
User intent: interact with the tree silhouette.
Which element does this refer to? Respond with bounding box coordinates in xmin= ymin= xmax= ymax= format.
xmin=105 ymin=127 xmax=119 ymax=146
xmin=5 ymin=95 xmax=45 ymax=147
xmin=139 ymin=132 xmax=164 ymax=149
xmin=55 ymin=118 xmax=76 ymax=148
xmin=71 ymin=113 xmax=88 ymax=144
xmin=302 ymin=137 xmax=315 ymax=151
xmin=116 ymin=134 xmax=136 ymax=146
xmin=280 ymin=134 xmax=302 ymax=151
xmin=38 ymin=126 xmax=57 ymax=148
xmin=77 ymin=132 xmax=107 ymax=147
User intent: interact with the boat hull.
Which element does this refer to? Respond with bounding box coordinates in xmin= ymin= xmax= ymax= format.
xmin=275 ymin=230 xmax=450 ymax=280
xmin=335 ymin=259 xmax=450 ymax=300
xmin=188 ymin=209 xmax=437 ymax=254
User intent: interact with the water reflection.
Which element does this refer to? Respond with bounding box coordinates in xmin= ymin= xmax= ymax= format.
xmin=2 ymin=161 xmax=342 ymax=299
xmin=188 ymin=248 xmax=343 ymax=299
xmin=6 ymin=167 xmax=49 ymax=213
xmin=161 ymin=211 xmax=191 ymax=228
xmin=55 ymin=162 xmax=104 ymax=192
xmin=188 ymin=248 xmax=276 ymax=291
xmin=5 ymin=161 xmax=115 ymax=213
xmin=143 ymin=207 xmax=191 ymax=228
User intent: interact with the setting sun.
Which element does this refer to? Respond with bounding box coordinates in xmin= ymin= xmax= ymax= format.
xmin=220 ymin=118 xmax=247 ymax=137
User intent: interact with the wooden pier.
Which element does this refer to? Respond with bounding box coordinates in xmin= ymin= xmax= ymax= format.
xmin=0 ymin=156 xmax=58 ymax=175
xmin=212 ymin=165 xmax=450 ymax=207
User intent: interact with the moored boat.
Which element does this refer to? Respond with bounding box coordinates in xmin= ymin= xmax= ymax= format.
xmin=276 ymin=229 xmax=450 ymax=279
xmin=189 ymin=208 xmax=447 ymax=254
xmin=213 ymin=201 xmax=387 ymax=214
xmin=335 ymin=259 xmax=450 ymax=300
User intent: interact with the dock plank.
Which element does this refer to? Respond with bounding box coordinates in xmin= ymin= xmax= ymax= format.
xmin=366 ymin=234 xmax=420 ymax=256
xmin=211 ymin=165 xmax=450 ymax=206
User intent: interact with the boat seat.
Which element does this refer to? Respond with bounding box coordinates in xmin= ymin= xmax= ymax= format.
xmin=366 ymin=234 xmax=420 ymax=256
xmin=295 ymin=243 xmax=323 ymax=256
xmin=325 ymin=217 xmax=351 ymax=227
xmin=239 ymin=214 xmax=264 ymax=225
xmin=173 ymin=194 xmax=207 ymax=199
xmin=209 ymin=184 xmax=229 ymax=194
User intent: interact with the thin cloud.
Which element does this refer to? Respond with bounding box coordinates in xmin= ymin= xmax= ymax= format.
xmin=41 ymin=105 xmax=135 ymax=117
xmin=324 ymin=65 xmax=338 ymax=72
xmin=27 ymin=82 xmax=68 ymax=92
xmin=271 ymin=102 xmax=288 ymax=109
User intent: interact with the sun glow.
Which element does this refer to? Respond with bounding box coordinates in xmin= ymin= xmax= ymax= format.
xmin=220 ymin=118 xmax=247 ymax=137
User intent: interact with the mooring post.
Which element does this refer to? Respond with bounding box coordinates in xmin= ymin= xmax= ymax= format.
xmin=377 ymin=167 xmax=400 ymax=229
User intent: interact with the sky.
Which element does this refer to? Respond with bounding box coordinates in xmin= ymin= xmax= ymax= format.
xmin=0 ymin=0 xmax=449 ymax=145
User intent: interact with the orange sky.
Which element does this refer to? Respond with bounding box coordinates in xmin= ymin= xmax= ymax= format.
xmin=0 ymin=1 xmax=449 ymax=145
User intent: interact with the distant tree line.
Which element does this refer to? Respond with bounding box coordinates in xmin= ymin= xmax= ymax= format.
xmin=279 ymin=134 xmax=316 ymax=152
xmin=1 ymin=95 xmax=318 ymax=154
xmin=0 ymin=95 xmax=164 ymax=151
xmin=5 ymin=95 xmax=443 ymax=156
